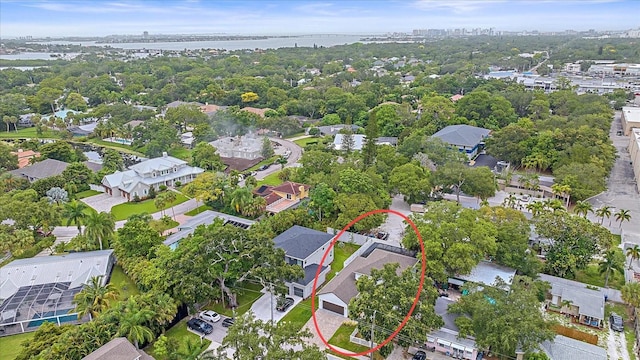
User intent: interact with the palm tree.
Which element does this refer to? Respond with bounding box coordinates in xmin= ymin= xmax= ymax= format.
xmin=615 ymin=209 xmax=632 ymax=229
xmin=526 ymin=201 xmax=545 ymax=217
xmin=243 ymin=196 xmax=267 ymax=218
xmin=627 ymin=245 xmax=640 ymax=269
xmin=154 ymin=193 xmax=168 ymax=217
xmin=573 ymin=201 xmax=593 ymax=218
xmin=73 ymin=276 xmax=119 ymax=319
xmin=560 ymin=299 xmax=573 ymax=316
xmin=84 ymin=211 xmax=115 ymax=250
xmin=63 ymin=200 xmax=88 ymax=235
xmin=164 ymin=191 xmax=177 ymax=220
xmin=621 ymin=282 xmax=640 ymax=311
xmin=117 ymin=299 xmax=155 ymax=349
xmin=229 ymin=187 xmax=253 ymax=215
xmin=551 ymin=183 xmax=571 ymax=208
xmin=595 ymin=206 xmax=612 ymax=225
xmin=177 ymin=338 xmax=216 ymax=360
xmin=599 ymin=249 xmax=624 ymax=288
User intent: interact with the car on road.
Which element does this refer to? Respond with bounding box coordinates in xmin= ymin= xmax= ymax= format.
xmin=222 ymin=317 xmax=235 ymax=328
xmin=412 ymin=350 xmax=427 ymax=360
xmin=610 ymin=312 xmax=624 ymax=332
xmin=187 ymin=318 xmax=214 ymax=335
xmin=257 ymin=164 xmax=270 ymax=171
xmin=276 ymin=297 xmax=295 ymax=312
xmin=199 ymin=310 xmax=221 ymax=323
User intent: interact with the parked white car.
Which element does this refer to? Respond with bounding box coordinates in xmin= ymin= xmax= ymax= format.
xmin=199 ymin=310 xmax=221 ymax=323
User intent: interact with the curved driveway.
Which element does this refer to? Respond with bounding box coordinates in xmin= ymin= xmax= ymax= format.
xmin=254 ymin=137 xmax=304 ymax=180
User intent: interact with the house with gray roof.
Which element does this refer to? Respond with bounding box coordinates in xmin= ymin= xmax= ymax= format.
xmin=0 ymin=250 xmax=114 ymax=334
xmin=82 ymin=337 xmax=153 ymax=360
xmin=273 ymin=225 xmax=335 ymax=298
xmin=431 ymin=124 xmax=491 ymax=159
xmin=538 ymin=273 xmax=621 ymax=328
xmin=9 ymin=158 xmax=69 ymax=183
xmin=422 ymin=297 xmax=479 ymax=360
xmin=163 ymin=210 xmax=254 ymax=250
xmin=541 ymin=335 xmax=606 ymax=360
xmin=102 ymin=152 xmax=203 ymax=201
xmin=316 ymin=124 xmax=361 ymax=136
xmin=318 ymin=246 xmax=416 ymax=317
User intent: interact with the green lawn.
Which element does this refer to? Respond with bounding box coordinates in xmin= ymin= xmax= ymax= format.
xmin=326 ymin=242 xmax=360 ymax=282
xmin=75 ymin=189 xmax=101 ymax=199
xmin=285 ymin=131 xmax=306 ymax=139
xmin=279 ymin=296 xmax=318 ymax=331
xmin=257 ymin=170 xmax=283 ymax=186
xmin=279 ymin=243 xmax=360 ymax=331
xmin=328 ymin=323 xmax=384 ymax=359
xmin=81 ymin=139 xmax=144 ymax=156
xmin=185 ymin=205 xmax=212 ymax=216
xmin=149 ymin=218 xmax=179 ymax=233
xmin=294 ymin=137 xmax=322 ymax=147
xmin=205 ymin=282 xmax=264 ymax=317
xmin=247 ymin=156 xmax=278 ymax=171
xmin=110 ymin=264 xmax=140 ymax=302
xmin=574 ymin=263 xmax=625 ymax=290
xmin=0 ymin=127 xmax=60 ymax=139
xmin=0 ymin=332 xmax=35 ymax=360
xmin=145 ymin=319 xmax=211 ymax=359
xmin=169 ymin=147 xmax=192 ymax=162
xmin=110 ymin=193 xmax=188 ymax=221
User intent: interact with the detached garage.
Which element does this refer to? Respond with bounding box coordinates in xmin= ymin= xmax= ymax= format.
xmin=318 ymin=246 xmax=417 ymax=318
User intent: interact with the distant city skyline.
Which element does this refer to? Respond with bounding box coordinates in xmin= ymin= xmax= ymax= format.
xmin=0 ymin=0 xmax=638 ymax=38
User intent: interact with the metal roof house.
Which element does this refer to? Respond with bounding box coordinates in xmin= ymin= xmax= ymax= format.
xmin=273 ymin=225 xmax=335 ymax=299
xmin=102 ymin=152 xmax=203 ymax=201
xmin=0 ymin=250 xmax=115 ymax=335
xmin=431 ymin=125 xmax=491 ymax=159
xmin=448 ymin=261 xmax=516 ymax=291
xmin=163 ymin=210 xmax=254 ymax=250
xmin=541 ymin=335 xmax=606 ymax=360
xmin=82 ymin=337 xmax=153 ymax=360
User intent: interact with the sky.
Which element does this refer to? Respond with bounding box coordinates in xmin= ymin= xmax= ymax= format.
xmin=0 ymin=0 xmax=638 ymax=38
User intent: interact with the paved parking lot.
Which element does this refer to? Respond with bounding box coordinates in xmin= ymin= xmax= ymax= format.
xmin=80 ymin=193 xmax=127 ymax=213
xmin=185 ymin=315 xmax=231 ymax=344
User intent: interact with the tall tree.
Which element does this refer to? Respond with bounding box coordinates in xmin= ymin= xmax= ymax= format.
xmin=63 ymin=200 xmax=89 ymax=235
xmin=615 ymin=209 xmax=632 ymax=229
xmin=191 ymin=142 xmax=224 ymax=171
xmin=84 ymin=211 xmax=115 ymax=250
xmin=595 ymin=206 xmax=612 ymax=225
xmin=627 ymin=245 xmax=640 ymax=269
xmin=448 ymin=276 xmax=555 ymax=358
xmin=261 ymin=136 xmax=274 ymax=158
xmin=309 ymin=182 xmax=336 ymax=221
xmin=116 ymin=298 xmax=155 ymax=349
xmin=217 ymin=312 xmax=325 ymax=360
xmin=573 ymin=201 xmax=593 ymax=218
xmin=598 ymin=249 xmax=625 ymax=288
xmin=362 ymin=111 xmax=378 ymax=166
xmin=621 ymin=282 xmax=640 ymax=309
xmin=349 ymin=263 xmax=443 ymax=357
xmin=73 ymin=276 xmax=119 ymax=319
xmin=433 ymin=162 xmax=468 ymax=203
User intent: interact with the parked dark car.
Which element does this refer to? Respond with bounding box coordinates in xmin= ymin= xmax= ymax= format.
xmin=222 ymin=317 xmax=235 ymax=328
xmin=257 ymin=164 xmax=270 ymax=171
xmin=187 ymin=318 xmax=213 ymax=335
xmin=276 ymin=297 xmax=295 ymax=312
xmin=412 ymin=350 xmax=427 ymax=360
xmin=610 ymin=312 xmax=624 ymax=332
xmin=376 ymin=232 xmax=389 ymax=240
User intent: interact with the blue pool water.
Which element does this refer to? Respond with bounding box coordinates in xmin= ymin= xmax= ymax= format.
xmin=28 ymin=310 xmax=78 ymax=327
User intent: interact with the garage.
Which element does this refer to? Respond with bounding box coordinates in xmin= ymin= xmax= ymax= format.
xmin=322 ymin=301 xmax=344 ymax=316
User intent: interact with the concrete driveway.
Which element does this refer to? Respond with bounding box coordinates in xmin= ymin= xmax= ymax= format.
xmin=302 ymin=309 xmax=350 ymax=351
xmin=80 ymin=193 xmax=127 ymax=213
xmin=250 ymin=290 xmax=302 ymax=323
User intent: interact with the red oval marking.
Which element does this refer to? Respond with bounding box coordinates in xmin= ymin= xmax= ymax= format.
xmin=310 ymin=209 xmax=426 ymax=357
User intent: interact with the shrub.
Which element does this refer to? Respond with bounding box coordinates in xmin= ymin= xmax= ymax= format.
xmin=148 ymin=186 xmax=157 ymax=199
xmin=159 ymin=184 xmax=167 ymax=192
xmin=174 ymin=181 xmax=182 ymax=187
xmin=133 ymin=194 xmax=141 ymax=202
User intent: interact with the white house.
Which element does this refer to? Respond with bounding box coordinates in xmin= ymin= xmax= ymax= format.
xmin=318 ymin=246 xmax=417 ymax=317
xmin=272 ymin=225 xmax=335 ymax=298
xmin=102 ymin=152 xmax=203 ymax=201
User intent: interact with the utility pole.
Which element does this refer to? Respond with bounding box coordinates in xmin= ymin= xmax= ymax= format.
xmin=370 ymin=310 xmax=377 ymax=360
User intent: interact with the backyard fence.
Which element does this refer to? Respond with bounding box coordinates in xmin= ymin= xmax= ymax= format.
xmin=553 ymin=324 xmax=598 ymax=345
xmin=350 ymin=327 xmax=377 ymax=348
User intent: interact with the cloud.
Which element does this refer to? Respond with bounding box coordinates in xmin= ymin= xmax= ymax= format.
xmin=412 ymin=0 xmax=506 ymax=12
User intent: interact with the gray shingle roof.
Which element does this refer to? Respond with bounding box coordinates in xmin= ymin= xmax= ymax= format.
xmin=538 ymin=273 xmax=622 ymax=320
xmin=431 ymin=124 xmax=491 ymax=147
xmin=82 ymin=337 xmax=154 ymax=360
xmin=541 ymin=335 xmax=606 ymax=360
xmin=9 ymin=158 xmax=69 ymax=181
xmin=272 ymin=225 xmax=334 ymax=260
xmin=163 ymin=210 xmax=254 ymax=247
xmin=319 ymin=247 xmax=417 ymax=304
xmin=297 ymin=264 xmax=328 ymax=286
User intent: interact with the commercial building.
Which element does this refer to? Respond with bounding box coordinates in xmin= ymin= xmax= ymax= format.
xmin=630 ymin=128 xmax=640 ymax=193
xmin=622 ymin=107 xmax=640 ymax=136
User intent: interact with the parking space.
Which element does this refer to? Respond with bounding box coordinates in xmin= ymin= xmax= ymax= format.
xmin=185 ymin=315 xmax=232 ymax=344
xmin=250 ymin=290 xmax=302 ymax=323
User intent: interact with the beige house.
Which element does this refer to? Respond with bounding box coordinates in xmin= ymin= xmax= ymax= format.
xmin=630 ymin=128 xmax=640 ymax=193
xmin=621 ymin=107 xmax=640 ymax=136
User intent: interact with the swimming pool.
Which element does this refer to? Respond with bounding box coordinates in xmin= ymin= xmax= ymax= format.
xmin=28 ymin=309 xmax=78 ymax=327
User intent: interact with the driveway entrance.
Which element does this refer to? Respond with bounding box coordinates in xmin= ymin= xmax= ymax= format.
xmin=81 ymin=193 xmax=127 ymax=213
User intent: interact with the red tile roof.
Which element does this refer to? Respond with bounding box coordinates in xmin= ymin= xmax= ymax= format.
xmin=271 ymin=181 xmax=310 ymax=196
